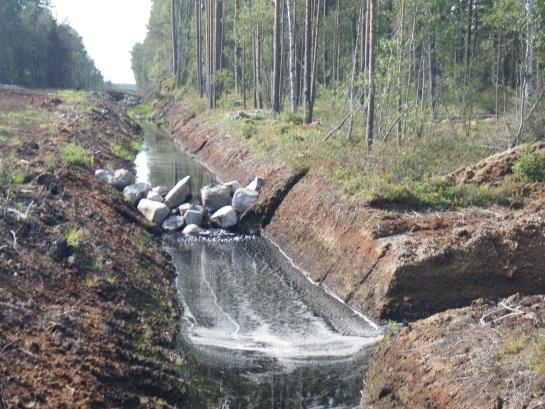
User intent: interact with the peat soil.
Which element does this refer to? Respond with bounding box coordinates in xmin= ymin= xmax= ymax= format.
xmin=0 ymin=87 xmax=184 ymax=409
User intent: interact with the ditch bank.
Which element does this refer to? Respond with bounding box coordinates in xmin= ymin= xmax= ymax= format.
xmin=0 ymin=87 xmax=185 ymax=408
xmin=160 ymin=98 xmax=545 ymax=323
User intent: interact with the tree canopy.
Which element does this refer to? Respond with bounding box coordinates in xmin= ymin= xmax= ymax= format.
xmin=0 ymin=0 xmax=103 ymax=90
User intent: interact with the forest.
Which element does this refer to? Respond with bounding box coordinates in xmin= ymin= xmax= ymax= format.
xmin=0 ymin=0 xmax=103 ymax=90
xmin=132 ymin=0 xmax=545 ymax=206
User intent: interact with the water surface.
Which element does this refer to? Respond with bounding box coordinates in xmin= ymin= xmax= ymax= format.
xmin=135 ymin=123 xmax=382 ymax=408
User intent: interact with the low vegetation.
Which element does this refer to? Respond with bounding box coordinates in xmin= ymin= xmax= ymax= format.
xmin=65 ymin=226 xmax=82 ymax=248
xmin=110 ymin=143 xmax=135 ymax=162
xmin=513 ymin=152 xmax=545 ymax=182
xmin=127 ymin=104 xmax=155 ymax=120
xmin=195 ymin=95 xmax=534 ymax=209
xmin=61 ymin=144 xmax=94 ymax=168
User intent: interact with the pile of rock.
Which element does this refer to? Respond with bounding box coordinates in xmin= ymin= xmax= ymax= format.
xmin=95 ymin=168 xmax=264 ymax=235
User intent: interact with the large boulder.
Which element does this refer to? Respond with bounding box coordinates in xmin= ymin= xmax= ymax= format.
xmin=178 ymin=203 xmax=193 ymax=216
xmin=95 ymin=169 xmax=113 ymax=183
xmin=123 ymin=183 xmax=151 ymax=205
xmin=162 ymin=215 xmax=185 ymax=232
xmin=165 ymin=176 xmax=191 ymax=208
xmin=246 ymin=176 xmax=265 ymax=192
xmin=225 ymin=180 xmax=242 ymax=195
xmin=183 ymin=224 xmax=203 ymax=236
xmin=137 ymin=199 xmax=169 ymax=225
xmin=201 ymin=184 xmax=231 ymax=212
xmin=232 ymin=188 xmax=259 ymax=213
xmin=111 ymin=169 xmax=135 ymax=190
xmin=184 ymin=209 xmax=204 ymax=226
xmin=152 ymin=185 xmax=169 ymax=196
xmin=147 ymin=191 xmax=164 ymax=202
xmin=210 ymin=206 xmax=238 ymax=229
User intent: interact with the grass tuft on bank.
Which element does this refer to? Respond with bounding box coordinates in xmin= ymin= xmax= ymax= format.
xmin=61 ymin=144 xmax=94 ymax=168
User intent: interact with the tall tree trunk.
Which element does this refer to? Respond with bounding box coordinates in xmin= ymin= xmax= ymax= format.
xmin=396 ymin=0 xmax=405 ymax=144
xmin=348 ymin=1 xmax=364 ymax=140
xmin=463 ymin=0 xmax=473 ymax=87
xmin=286 ymin=0 xmax=297 ymax=113
xmin=524 ymin=0 xmax=534 ymax=103
xmin=333 ymin=0 xmax=341 ymax=83
xmin=234 ymin=0 xmax=241 ymax=94
xmin=310 ymin=0 xmax=321 ymax=104
xmin=428 ymin=33 xmax=437 ymax=121
xmin=272 ymin=0 xmax=282 ymax=113
xmin=195 ymin=0 xmax=203 ymax=96
xmin=365 ymin=0 xmax=376 ymax=150
xmin=364 ymin=0 xmax=370 ymax=73
xmin=303 ymin=0 xmax=313 ymax=123
xmin=171 ymin=0 xmax=179 ymax=83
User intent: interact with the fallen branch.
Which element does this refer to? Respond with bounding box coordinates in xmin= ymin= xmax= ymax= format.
xmin=323 ymin=103 xmax=363 ymax=141
xmin=382 ymin=106 xmax=409 ymax=142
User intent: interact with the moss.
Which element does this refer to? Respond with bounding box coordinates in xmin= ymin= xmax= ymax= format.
xmin=61 ymin=144 xmax=94 ymax=168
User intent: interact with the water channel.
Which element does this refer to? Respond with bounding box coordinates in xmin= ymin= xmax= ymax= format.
xmin=134 ymin=123 xmax=382 ymax=408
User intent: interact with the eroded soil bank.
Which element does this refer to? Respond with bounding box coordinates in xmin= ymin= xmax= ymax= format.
xmin=363 ymin=294 xmax=545 ymax=408
xmin=0 ymin=87 xmax=184 ymax=408
xmin=160 ymin=98 xmax=545 ymax=323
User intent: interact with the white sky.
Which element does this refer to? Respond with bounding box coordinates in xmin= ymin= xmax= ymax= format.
xmin=50 ymin=0 xmax=152 ymax=84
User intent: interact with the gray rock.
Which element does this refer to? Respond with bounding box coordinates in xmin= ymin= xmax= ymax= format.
xmin=178 ymin=203 xmax=193 ymax=216
xmin=246 ymin=176 xmax=265 ymax=192
xmin=183 ymin=224 xmax=203 ymax=236
xmin=95 ymin=169 xmax=113 ymax=183
xmin=225 ymin=180 xmax=243 ymax=195
xmin=123 ymin=183 xmax=152 ymax=206
xmin=152 ymin=185 xmax=170 ymax=196
xmin=137 ymin=199 xmax=169 ymax=224
xmin=165 ymin=176 xmax=191 ymax=208
xmin=201 ymin=184 xmax=231 ymax=212
xmin=162 ymin=215 xmax=185 ymax=232
xmin=111 ymin=169 xmax=135 ymax=190
xmin=232 ymin=188 xmax=259 ymax=213
xmin=147 ymin=191 xmax=164 ymax=202
xmin=184 ymin=209 xmax=204 ymax=226
xmin=210 ymin=206 xmax=238 ymax=229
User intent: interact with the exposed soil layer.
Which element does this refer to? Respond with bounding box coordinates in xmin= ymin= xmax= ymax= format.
xmin=160 ymin=99 xmax=545 ymax=323
xmin=363 ymin=294 xmax=545 ymax=408
xmin=0 ymin=87 xmax=184 ymax=408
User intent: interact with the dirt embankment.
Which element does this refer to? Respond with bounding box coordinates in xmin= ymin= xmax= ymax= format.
xmin=363 ymin=294 xmax=545 ymax=408
xmin=0 ymin=88 xmax=184 ymax=408
xmin=159 ymin=99 xmax=545 ymax=323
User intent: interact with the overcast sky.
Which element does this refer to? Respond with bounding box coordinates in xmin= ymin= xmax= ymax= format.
xmin=50 ymin=0 xmax=152 ymax=84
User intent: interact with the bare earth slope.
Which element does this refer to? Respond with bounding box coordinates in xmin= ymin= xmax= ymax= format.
xmin=363 ymin=294 xmax=545 ymax=409
xmin=0 ymin=88 xmax=184 ymax=409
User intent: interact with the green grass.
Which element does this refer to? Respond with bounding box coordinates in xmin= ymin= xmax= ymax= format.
xmin=130 ymin=138 xmax=143 ymax=151
xmin=127 ymin=104 xmax=155 ymax=120
xmin=0 ymin=109 xmax=57 ymax=132
xmin=216 ymin=103 xmax=514 ymax=208
xmin=504 ymin=337 xmax=528 ymax=355
xmin=61 ymin=144 xmax=94 ymax=168
xmin=57 ymin=90 xmax=89 ymax=105
xmin=0 ymin=157 xmax=25 ymax=191
xmin=65 ymin=226 xmax=82 ymax=248
xmin=110 ymin=143 xmax=135 ymax=162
